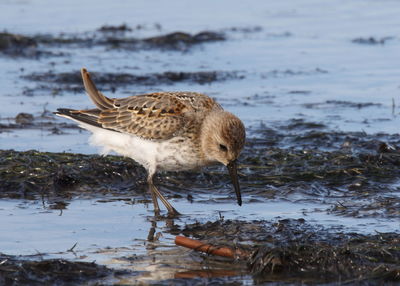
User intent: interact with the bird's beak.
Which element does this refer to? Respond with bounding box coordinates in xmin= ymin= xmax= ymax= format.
xmin=227 ymin=160 xmax=242 ymax=206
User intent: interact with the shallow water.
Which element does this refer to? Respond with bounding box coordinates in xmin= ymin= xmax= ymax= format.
xmin=1 ymin=197 xmax=396 ymax=256
xmin=1 ymin=0 xmax=400 ymax=140
xmin=1 ymin=195 xmax=398 ymax=282
xmin=1 ymin=0 xmax=400 ymax=284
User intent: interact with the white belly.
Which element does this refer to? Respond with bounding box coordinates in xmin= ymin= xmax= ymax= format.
xmin=80 ymin=123 xmax=202 ymax=173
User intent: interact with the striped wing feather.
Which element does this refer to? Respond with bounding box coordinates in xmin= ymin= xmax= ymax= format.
xmin=75 ymin=68 xmax=220 ymax=140
xmin=98 ymin=92 xmax=218 ymax=140
xmin=98 ymin=93 xmax=217 ymax=140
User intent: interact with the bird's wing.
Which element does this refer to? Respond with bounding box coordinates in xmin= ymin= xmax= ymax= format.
xmin=62 ymin=69 xmax=221 ymax=140
xmin=99 ymin=92 xmax=216 ymax=140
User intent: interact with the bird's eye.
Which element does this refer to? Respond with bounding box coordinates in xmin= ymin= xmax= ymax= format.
xmin=219 ymin=144 xmax=228 ymax=152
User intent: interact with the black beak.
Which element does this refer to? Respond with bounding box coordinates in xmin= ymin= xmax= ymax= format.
xmin=227 ymin=160 xmax=242 ymax=206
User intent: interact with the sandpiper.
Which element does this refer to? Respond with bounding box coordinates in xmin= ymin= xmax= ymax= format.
xmin=55 ymin=68 xmax=246 ymax=216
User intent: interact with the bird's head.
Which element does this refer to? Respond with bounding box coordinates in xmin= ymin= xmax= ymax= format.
xmin=201 ymin=110 xmax=246 ymax=206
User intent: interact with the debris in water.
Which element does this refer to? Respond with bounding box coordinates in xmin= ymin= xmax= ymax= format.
xmin=15 ymin=113 xmax=34 ymax=125
xmin=175 ymin=235 xmax=248 ymax=259
xmin=180 ymin=219 xmax=400 ymax=284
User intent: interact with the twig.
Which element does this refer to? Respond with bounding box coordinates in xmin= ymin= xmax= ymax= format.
xmin=175 ymin=236 xmax=248 ymax=259
xmin=67 ymin=242 xmax=78 ymax=252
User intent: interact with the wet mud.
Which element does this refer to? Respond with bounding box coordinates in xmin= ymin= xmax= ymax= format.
xmin=352 ymin=36 xmax=394 ymax=45
xmin=181 ymin=219 xmax=400 ymax=284
xmin=303 ymin=100 xmax=382 ymax=109
xmin=0 ymin=112 xmax=79 ymax=135
xmin=0 ymin=27 xmax=225 ymax=59
xmin=1 ymin=124 xmax=400 ymax=217
xmin=0 ymin=32 xmax=38 ymax=57
xmin=0 ymin=149 xmax=145 ymax=201
xmin=2 ymin=118 xmax=399 ymax=285
xmin=1 ymin=216 xmax=398 ymax=284
xmin=2 ymin=2 xmax=400 ymax=284
xmin=22 ymin=70 xmax=244 ymax=94
xmin=0 ymin=253 xmax=130 ymax=285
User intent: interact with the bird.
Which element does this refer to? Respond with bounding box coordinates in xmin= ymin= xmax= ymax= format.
xmin=55 ymin=68 xmax=246 ymax=217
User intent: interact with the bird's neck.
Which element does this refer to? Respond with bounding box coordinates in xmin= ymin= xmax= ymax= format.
xmin=199 ymin=110 xmax=222 ymax=163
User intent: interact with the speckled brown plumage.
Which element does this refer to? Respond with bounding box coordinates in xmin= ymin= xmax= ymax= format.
xmin=69 ymin=69 xmax=221 ymax=140
xmin=100 ymin=92 xmax=220 ymax=140
xmin=55 ymin=68 xmax=246 ymax=217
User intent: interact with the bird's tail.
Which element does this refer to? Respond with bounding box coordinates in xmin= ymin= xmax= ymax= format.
xmin=54 ymin=108 xmax=103 ymax=128
xmin=81 ymin=68 xmax=114 ymax=110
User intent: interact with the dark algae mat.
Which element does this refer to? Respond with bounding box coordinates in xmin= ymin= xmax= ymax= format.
xmin=1 ymin=128 xmax=399 ymax=285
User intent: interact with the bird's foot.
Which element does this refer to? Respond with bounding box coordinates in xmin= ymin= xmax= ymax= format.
xmin=167 ymin=207 xmax=181 ymax=218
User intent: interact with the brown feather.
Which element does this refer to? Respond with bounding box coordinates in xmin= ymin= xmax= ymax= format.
xmin=67 ymin=69 xmax=223 ymax=140
xmin=81 ymin=68 xmax=115 ymax=110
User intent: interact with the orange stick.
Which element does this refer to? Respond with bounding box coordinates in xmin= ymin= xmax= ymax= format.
xmin=175 ymin=236 xmax=248 ymax=259
xmin=174 ymin=269 xmax=239 ymax=279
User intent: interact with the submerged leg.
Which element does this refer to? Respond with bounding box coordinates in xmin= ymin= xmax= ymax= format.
xmin=147 ymin=173 xmax=180 ymax=216
xmin=147 ymin=174 xmax=160 ymax=216
xmin=151 ymin=184 xmax=181 ymax=216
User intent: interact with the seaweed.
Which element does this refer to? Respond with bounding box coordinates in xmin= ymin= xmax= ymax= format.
xmin=1 ymin=127 xmax=400 ymax=218
xmin=181 ymin=219 xmax=400 ymax=284
xmin=0 ymin=253 xmax=129 ymax=285
xmin=21 ymin=70 xmax=244 ymax=93
xmin=0 ymin=28 xmax=225 ymax=58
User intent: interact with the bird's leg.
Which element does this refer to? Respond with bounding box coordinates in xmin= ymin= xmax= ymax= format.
xmin=147 ymin=174 xmax=160 ymax=217
xmin=147 ymin=173 xmax=180 ymax=217
xmin=150 ymin=183 xmax=181 ymax=217
xmin=147 ymin=220 xmax=157 ymax=241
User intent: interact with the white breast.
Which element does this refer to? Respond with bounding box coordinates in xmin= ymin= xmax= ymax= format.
xmin=79 ymin=122 xmax=201 ymax=173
